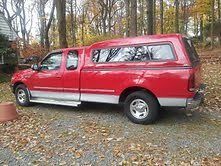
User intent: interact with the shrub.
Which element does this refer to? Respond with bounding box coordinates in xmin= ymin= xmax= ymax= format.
xmin=1 ymin=64 xmax=17 ymax=74
xmin=0 ymin=33 xmax=18 ymax=74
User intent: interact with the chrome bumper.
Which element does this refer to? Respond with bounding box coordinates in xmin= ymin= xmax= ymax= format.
xmin=186 ymin=84 xmax=206 ymax=109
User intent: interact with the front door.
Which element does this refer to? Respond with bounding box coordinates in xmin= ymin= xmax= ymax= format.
xmin=30 ymin=51 xmax=64 ymax=100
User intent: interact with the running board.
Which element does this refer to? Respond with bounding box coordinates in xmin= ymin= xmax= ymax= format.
xmin=30 ymin=98 xmax=81 ymax=107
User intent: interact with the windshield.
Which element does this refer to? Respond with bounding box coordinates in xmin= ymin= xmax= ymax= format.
xmin=183 ymin=38 xmax=199 ymax=65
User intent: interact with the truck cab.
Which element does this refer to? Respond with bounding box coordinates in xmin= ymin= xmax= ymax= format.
xmin=11 ymin=34 xmax=205 ymax=124
xmin=12 ymin=47 xmax=86 ymax=106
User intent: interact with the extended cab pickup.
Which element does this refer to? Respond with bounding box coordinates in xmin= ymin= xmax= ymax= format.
xmin=11 ymin=34 xmax=205 ymax=124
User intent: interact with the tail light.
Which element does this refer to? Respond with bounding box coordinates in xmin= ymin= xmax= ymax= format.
xmin=188 ymin=74 xmax=195 ymax=92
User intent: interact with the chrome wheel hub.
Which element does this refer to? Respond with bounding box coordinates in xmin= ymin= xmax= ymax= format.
xmin=17 ymin=89 xmax=26 ymax=103
xmin=130 ymin=99 xmax=149 ymax=119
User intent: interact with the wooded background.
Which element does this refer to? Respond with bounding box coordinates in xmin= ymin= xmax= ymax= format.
xmin=0 ymin=0 xmax=221 ymax=57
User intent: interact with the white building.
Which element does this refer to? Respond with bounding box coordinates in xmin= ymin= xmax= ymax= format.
xmin=0 ymin=12 xmax=18 ymax=65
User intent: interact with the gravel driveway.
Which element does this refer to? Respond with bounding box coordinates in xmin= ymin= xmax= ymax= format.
xmin=0 ymin=102 xmax=221 ymax=165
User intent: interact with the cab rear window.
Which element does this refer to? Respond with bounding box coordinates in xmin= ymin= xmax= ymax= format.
xmin=183 ymin=38 xmax=199 ymax=65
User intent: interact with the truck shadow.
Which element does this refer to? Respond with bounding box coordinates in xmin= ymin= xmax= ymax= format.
xmin=158 ymin=107 xmax=201 ymax=124
xmin=34 ymin=102 xmax=204 ymax=125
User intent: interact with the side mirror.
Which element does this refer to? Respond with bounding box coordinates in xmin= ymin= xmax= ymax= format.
xmin=31 ymin=64 xmax=40 ymax=71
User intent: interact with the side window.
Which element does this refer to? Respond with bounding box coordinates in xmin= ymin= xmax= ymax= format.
xmin=92 ymin=44 xmax=174 ymax=63
xmin=92 ymin=47 xmax=136 ymax=62
xmin=41 ymin=52 xmax=62 ymax=70
xmin=109 ymin=47 xmax=135 ymax=62
xmin=92 ymin=50 xmax=101 ymax=62
xmin=66 ymin=51 xmax=78 ymax=70
xmin=148 ymin=44 xmax=174 ymax=60
xmin=92 ymin=49 xmax=110 ymax=62
xmin=136 ymin=46 xmax=151 ymax=61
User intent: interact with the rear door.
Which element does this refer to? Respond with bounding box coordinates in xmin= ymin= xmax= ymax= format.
xmin=62 ymin=49 xmax=82 ymax=101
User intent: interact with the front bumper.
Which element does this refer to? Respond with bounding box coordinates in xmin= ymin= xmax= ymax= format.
xmin=186 ymin=84 xmax=206 ymax=109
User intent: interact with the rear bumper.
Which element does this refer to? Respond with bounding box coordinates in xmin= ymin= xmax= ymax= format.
xmin=186 ymin=92 xmax=204 ymax=109
xmin=158 ymin=84 xmax=206 ymax=108
xmin=186 ymin=84 xmax=206 ymax=109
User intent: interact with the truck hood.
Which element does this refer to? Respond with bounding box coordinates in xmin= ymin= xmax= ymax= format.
xmin=11 ymin=69 xmax=34 ymax=83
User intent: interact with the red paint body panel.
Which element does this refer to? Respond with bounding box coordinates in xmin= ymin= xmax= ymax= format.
xmin=62 ymin=49 xmax=85 ymax=94
xmin=11 ymin=34 xmax=202 ymax=105
xmin=81 ymin=34 xmax=195 ymax=98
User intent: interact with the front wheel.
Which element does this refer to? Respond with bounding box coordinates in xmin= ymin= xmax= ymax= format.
xmin=15 ymin=84 xmax=31 ymax=107
xmin=124 ymin=91 xmax=159 ymax=124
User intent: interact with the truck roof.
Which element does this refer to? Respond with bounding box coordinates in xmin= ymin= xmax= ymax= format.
xmin=53 ymin=46 xmax=89 ymax=53
xmin=89 ymin=33 xmax=187 ymax=48
xmin=57 ymin=33 xmax=186 ymax=52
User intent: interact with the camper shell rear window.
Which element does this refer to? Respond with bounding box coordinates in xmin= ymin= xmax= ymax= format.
xmin=183 ymin=38 xmax=199 ymax=65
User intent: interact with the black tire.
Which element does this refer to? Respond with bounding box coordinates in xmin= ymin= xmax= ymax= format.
xmin=124 ymin=91 xmax=159 ymax=124
xmin=15 ymin=84 xmax=31 ymax=107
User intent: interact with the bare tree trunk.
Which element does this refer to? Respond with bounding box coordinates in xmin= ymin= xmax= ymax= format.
xmin=99 ymin=0 xmax=108 ymax=34
xmin=70 ymin=0 xmax=77 ymax=46
xmin=74 ymin=0 xmax=77 ymax=44
xmin=200 ymin=15 xmax=203 ymax=42
xmin=118 ymin=1 xmax=124 ymax=35
xmin=125 ymin=0 xmax=130 ymax=36
xmin=45 ymin=0 xmax=55 ymax=52
xmin=197 ymin=17 xmax=199 ymax=36
xmin=39 ymin=0 xmax=46 ymax=48
xmin=147 ymin=0 xmax=154 ymax=35
xmin=1 ymin=0 xmax=18 ymax=28
xmin=56 ymin=0 xmax=68 ymax=48
xmin=130 ymin=0 xmax=137 ymax=36
xmin=70 ymin=0 xmax=74 ymax=45
xmin=211 ymin=0 xmax=215 ymax=49
xmin=51 ymin=18 xmax=56 ymax=49
xmin=218 ymin=0 xmax=221 ymax=21
xmin=218 ymin=0 xmax=221 ymax=45
xmin=183 ymin=0 xmax=187 ymax=34
xmin=153 ymin=0 xmax=156 ymax=34
xmin=175 ymin=0 xmax=179 ymax=33
xmin=19 ymin=1 xmax=27 ymax=47
xmin=81 ymin=7 xmax=85 ymax=45
xmin=107 ymin=0 xmax=112 ymax=32
xmin=160 ymin=0 xmax=163 ymax=34
xmin=193 ymin=13 xmax=197 ymax=36
xmin=107 ymin=0 xmax=118 ymax=33
xmin=138 ymin=0 xmax=144 ymax=35
xmin=102 ymin=13 xmax=107 ymax=34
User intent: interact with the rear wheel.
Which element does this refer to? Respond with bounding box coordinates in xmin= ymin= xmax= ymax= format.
xmin=124 ymin=91 xmax=159 ymax=124
xmin=15 ymin=84 xmax=30 ymax=107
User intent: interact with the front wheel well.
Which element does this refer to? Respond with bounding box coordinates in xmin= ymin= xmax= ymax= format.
xmin=119 ymin=87 xmax=159 ymax=104
xmin=13 ymin=82 xmax=26 ymax=93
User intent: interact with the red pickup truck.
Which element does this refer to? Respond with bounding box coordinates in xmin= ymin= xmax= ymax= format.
xmin=11 ymin=34 xmax=205 ymax=124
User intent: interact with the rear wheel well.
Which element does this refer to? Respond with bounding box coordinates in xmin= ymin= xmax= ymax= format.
xmin=119 ymin=87 xmax=159 ymax=104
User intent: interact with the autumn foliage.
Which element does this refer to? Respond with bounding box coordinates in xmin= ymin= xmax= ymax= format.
xmin=20 ymin=43 xmax=47 ymax=59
